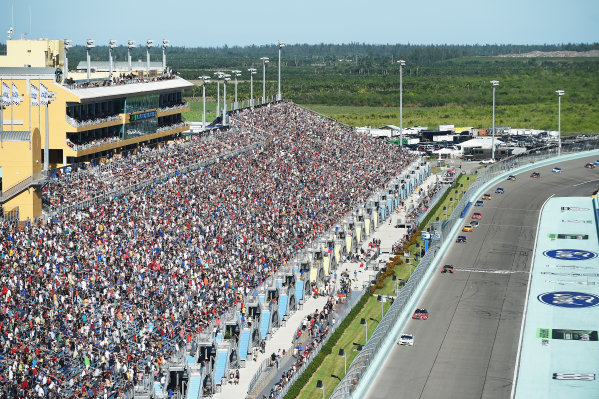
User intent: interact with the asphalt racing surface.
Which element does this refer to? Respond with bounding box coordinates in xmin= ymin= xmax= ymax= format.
xmin=365 ymin=155 xmax=599 ymax=399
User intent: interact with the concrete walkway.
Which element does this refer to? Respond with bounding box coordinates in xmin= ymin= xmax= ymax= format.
xmin=212 ymin=173 xmax=440 ymax=399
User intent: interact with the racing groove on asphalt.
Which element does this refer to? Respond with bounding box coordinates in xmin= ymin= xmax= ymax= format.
xmin=366 ymin=155 xmax=599 ymax=399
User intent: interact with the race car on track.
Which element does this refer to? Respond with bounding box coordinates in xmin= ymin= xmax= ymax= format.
xmin=475 ymin=200 xmax=484 ymax=207
xmin=472 ymin=212 xmax=482 ymax=219
xmin=412 ymin=309 xmax=429 ymax=320
xmin=552 ymin=167 xmax=562 ymax=173
xmin=530 ymin=172 xmax=540 ymax=178
xmin=594 ymin=160 xmax=599 ymax=166
xmin=398 ymin=333 xmax=414 ymax=346
xmin=495 ymin=187 xmax=505 ymax=194
xmin=456 ymin=235 xmax=467 ymax=243
xmin=441 ymin=264 xmax=455 ymax=273
xmin=470 ymin=221 xmax=479 ymax=228
xmin=482 ymin=193 xmax=492 ymax=200
xmin=507 ymin=175 xmax=516 ymax=181
xmin=585 ymin=163 xmax=595 ymax=169
xmin=462 ymin=224 xmax=473 ymax=232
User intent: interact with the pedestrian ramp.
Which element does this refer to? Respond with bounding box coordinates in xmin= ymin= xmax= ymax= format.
xmin=259 ymin=310 xmax=271 ymax=339
xmin=186 ymin=373 xmax=203 ymax=399
xmin=295 ymin=280 xmax=304 ymax=302
xmin=239 ymin=329 xmax=251 ymax=362
xmin=278 ymin=294 xmax=288 ymax=321
xmin=153 ymin=381 xmax=163 ymax=397
xmin=214 ymin=349 xmax=229 ymax=384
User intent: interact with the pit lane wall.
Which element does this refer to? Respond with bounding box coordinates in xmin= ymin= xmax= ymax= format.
xmin=331 ymin=143 xmax=599 ymax=399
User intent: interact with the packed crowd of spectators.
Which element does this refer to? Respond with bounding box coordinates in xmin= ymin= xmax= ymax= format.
xmin=1 ymin=102 xmax=414 ymax=397
xmin=43 ymin=129 xmax=261 ymax=208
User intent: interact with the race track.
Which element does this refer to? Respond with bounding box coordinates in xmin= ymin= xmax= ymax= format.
xmin=365 ymin=155 xmax=599 ymax=399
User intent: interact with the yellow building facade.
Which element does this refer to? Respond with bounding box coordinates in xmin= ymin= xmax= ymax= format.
xmin=1 ymin=40 xmax=192 ymax=221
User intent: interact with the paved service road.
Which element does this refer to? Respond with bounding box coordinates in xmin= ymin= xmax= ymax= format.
xmin=365 ymin=155 xmax=599 ymax=399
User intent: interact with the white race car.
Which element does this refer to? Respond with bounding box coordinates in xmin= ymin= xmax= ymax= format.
xmin=398 ymin=333 xmax=414 ymax=346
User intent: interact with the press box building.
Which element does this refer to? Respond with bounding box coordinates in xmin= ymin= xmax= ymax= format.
xmin=0 ymin=38 xmax=192 ymax=220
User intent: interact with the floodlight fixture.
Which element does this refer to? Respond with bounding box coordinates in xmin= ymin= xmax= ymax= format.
xmin=7 ymin=27 xmax=13 ymax=40
xmin=248 ymin=68 xmax=257 ymax=106
xmin=556 ymin=90 xmax=565 ymax=156
xmin=86 ymin=39 xmax=95 ymax=81
xmin=162 ymin=39 xmax=170 ymax=72
xmin=127 ymin=40 xmax=135 ymax=72
xmin=490 ymin=80 xmax=499 ymax=160
xmin=108 ymin=39 xmax=117 ymax=79
xmin=146 ymin=40 xmax=153 ymax=77
xmin=261 ymin=57 xmax=269 ymax=104
xmin=277 ymin=42 xmax=285 ymax=100
xmin=398 ymin=59 xmax=406 ymax=148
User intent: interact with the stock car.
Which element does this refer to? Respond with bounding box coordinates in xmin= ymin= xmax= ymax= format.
xmin=475 ymin=200 xmax=484 ymax=207
xmin=585 ymin=163 xmax=595 ymax=169
xmin=482 ymin=193 xmax=492 ymax=200
xmin=470 ymin=221 xmax=479 ymax=228
xmin=552 ymin=167 xmax=562 ymax=173
xmin=472 ymin=212 xmax=482 ymax=219
xmin=441 ymin=264 xmax=455 ymax=273
xmin=507 ymin=175 xmax=516 ymax=181
xmin=594 ymin=160 xmax=599 ymax=166
xmin=412 ymin=309 xmax=429 ymax=320
xmin=495 ymin=187 xmax=505 ymax=194
xmin=462 ymin=224 xmax=473 ymax=232
xmin=456 ymin=235 xmax=467 ymax=243
xmin=398 ymin=333 xmax=414 ymax=346
xmin=530 ymin=172 xmax=540 ymax=178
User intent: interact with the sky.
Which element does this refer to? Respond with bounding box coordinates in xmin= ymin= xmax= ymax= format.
xmin=0 ymin=0 xmax=598 ymax=47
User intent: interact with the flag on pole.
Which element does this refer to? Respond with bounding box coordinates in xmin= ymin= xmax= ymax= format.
xmin=11 ymin=83 xmax=22 ymax=105
xmin=1 ymin=82 xmax=10 ymax=106
xmin=30 ymin=83 xmax=39 ymax=106
xmin=40 ymin=83 xmax=49 ymax=106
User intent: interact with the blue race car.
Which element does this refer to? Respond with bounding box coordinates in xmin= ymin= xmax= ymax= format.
xmin=456 ymin=235 xmax=467 ymax=243
xmin=495 ymin=187 xmax=504 ymax=194
xmin=475 ymin=200 xmax=484 ymax=207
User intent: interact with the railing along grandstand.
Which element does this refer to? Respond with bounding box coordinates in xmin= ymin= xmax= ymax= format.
xmin=330 ymin=137 xmax=599 ymax=398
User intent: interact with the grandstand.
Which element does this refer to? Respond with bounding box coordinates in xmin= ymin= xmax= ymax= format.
xmin=0 ymin=101 xmax=421 ymax=397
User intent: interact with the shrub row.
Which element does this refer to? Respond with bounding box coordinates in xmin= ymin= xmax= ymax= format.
xmin=283 ymin=292 xmax=371 ymax=399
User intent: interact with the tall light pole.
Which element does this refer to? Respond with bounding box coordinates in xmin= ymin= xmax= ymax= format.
xmin=86 ymin=39 xmax=95 ymax=82
xmin=63 ymin=39 xmax=72 ymax=82
xmin=232 ymin=70 xmax=241 ymax=109
xmin=108 ymin=39 xmax=117 ymax=80
xmin=223 ymin=74 xmax=231 ymax=125
xmin=277 ymin=41 xmax=285 ymax=101
xmin=556 ymin=90 xmax=565 ymax=156
xmin=490 ymin=80 xmax=499 ymax=161
xmin=162 ymin=39 xmax=170 ymax=73
xmin=199 ymin=76 xmax=210 ymax=130
xmin=146 ymin=39 xmax=154 ymax=78
xmin=127 ymin=40 xmax=135 ymax=73
xmin=260 ymin=57 xmax=269 ymax=104
xmin=398 ymin=60 xmax=405 ymax=148
xmin=248 ymin=68 xmax=257 ymax=106
xmin=214 ymin=72 xmax=223 ymax=120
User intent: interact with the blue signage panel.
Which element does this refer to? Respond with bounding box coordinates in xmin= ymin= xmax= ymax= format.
xmin=537 ymin=291 xmax=599 ymax=308
xmin=130 ymin=110 xmax=157 ymax=122
xmin=543 ymin=249 xmax=598 ymax=260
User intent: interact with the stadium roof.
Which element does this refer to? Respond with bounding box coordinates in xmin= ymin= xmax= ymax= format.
xmin=63 ymin=77 xmax=194 ymax=101
xmin=0 ymin=67 xmax=58 ymax=78
xmin=75 ymin=61 xmax=164 ymax=72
